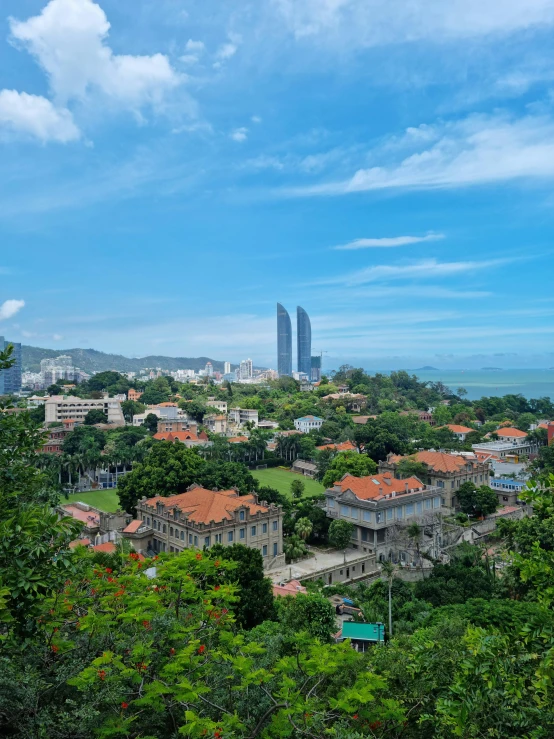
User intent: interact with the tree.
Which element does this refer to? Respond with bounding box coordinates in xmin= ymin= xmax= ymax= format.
xmin=295 ymin=517 xmax=313 ymax=541
xmin=62 ymin=425 xmax=106 ymax=455
xmin=47 ymin=383 xmax=63 ymax=395
xmin=396 ymin=458 xmax=429 ymax=482
xmin=121 ymin=398 xmax=146 ymax=422
xmin=290 ymin=478 xmax=305 ymax=500
xmin=321 ymin=451 xmax=378 ymax=488
xmin=283 ymin=534 xmax=307 ymax=562
xmin=143 ymin=412 xmax=159 ymax=433
xmin=328 ymin=519 xmax=354 ymax=549
xmin=277 ymin=593 xmax=338 ymax=642
xmin=209 ymin=543 xmax=276 ymax=628
xmin=457 ymin=481 xmax=498 ymax=517
xmin=197 ymin=461 xmax=259 ymax=495
xmin=380 ymin=560 xmax=399 ymax=637
xmin=83 ymin=408 xmax=108 ymax=425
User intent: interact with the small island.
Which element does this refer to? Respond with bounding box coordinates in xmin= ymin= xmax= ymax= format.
xmin=481 ymin=367 xmax=503 ymax=371
xmin=413 ymin=366 xmax=439 ymax=371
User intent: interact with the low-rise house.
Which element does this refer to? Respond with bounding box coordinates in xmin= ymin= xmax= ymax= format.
xmin=490 ymin=477 xmax=526 ymax=506
xmin=291 ymin=459 xmax=318 ymax=477
xmin=322 ymin=393 xmax=367 ymax=412
xmin=316 ymin=440 xmax=358 ymax=453
xmin=153 ymin=430 xmax=211 ymax=448
xmin=352 ymin=415 xmax=377 ymax=425
xmin=228 ymin=408 xmax=259 ymax=428
xmin=40 ymin=418 xmax=77 ymax=453
xmin=494 ymin=427 xmax=528 ymax=444
xmin=206 ymin=397 xmax=228 ymax=413
xmin=128 ymin=388 xmax=143 ymax=402
xmin=228 ymin=435 xmax=249 ymax=444
xmin=324 ymin=472 xmax=444 ymax=562
xmin=337 ymin=621 xmax=385 ymax=651
xmin=134 ymin=485 xmax=285 ymax=566
xmin=294 ymin=415 xmax=324 ymax=433
xmin=472 ymin=438 xmax=539 ymax=462
xmin=204 ymin=414 xmax=227 ymax=434
xmin=379 ymin=451 xmax=491 ymax=509
xmin=272 ymin=580 xmax=307 ymax=598
xmin=444 ymin=424 xmax=473 ymax=441
xmin=157 ymin=419 xmax=197 ymax=434
xmin=46 ymin=395 xmax=124 ymax=424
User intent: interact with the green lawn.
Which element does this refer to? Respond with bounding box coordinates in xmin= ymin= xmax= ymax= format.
xmin=66 ymin=489 xmax=121 ymax=513
xmin=252 ymin=467 xmax=325 ymax=498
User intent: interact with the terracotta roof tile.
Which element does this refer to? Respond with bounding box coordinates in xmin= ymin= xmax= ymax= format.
xmin=496 ymin=427 xmax=527 ymax=438
xmin=389 ymin=450 xmax=476 ymax=474
xmin=122 ymin=519 xmax=144 ymax=534
xmin=69 ymin=537 xmax=91 ymax=549
xmin=92 ymin=542 xmax=117 ymax=553
xmin=334 ymin=472 xmax=424 ymax=500
xmin=445 ymin=424 xmax=474 ymax=434
xmin=143 ymin=487 xmax=269 ymax=525
xmin=316 ymin=440 xmax=357 ymax=452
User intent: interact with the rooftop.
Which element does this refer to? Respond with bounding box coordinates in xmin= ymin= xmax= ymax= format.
xmin=296 ymin=415 xmax=323 ymax=422
xmin=332 ymin=471 xmax=425 ymax=501
xmin=387 ymin=450 xmax=481 ymax=474
xmin=142 ymin=486 xmax=270 ymax=525
xmin=495 ymin=427 xmax=527 ymax=438
xmin=272 ymin=580 xmax=307 ymax=598
xmin=317 ymin=440 xmax=357 ymax=452
xmin=62 ymin=504 xmax=100 ymax=527
xmin=444 ymin=424 xmax=474 ymax=434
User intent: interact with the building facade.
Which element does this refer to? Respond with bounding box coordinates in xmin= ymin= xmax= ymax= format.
xmin=324 ymin=472 xmax=444 ymax=562
xmin=379 ymin=451 xmax=491 ymax=509
xmin=239 ymin=358 xmax=253 ymax=380
xmin=45 ymin=395 xmax=125 ymax=424
xmin=133 ymin=485 xmax=285 ymax=567
xmin=0 ymin=336 xmax=22 ymax=395
xmin=277 ymin=303 xmax=292 ymax=376
xmin=294 ymin=415 xmax=323 ymax=433
xmin=297 ymin=306 xmax=312 ymax=376
xmin=228 ymin=407 xmax=259 ymax=427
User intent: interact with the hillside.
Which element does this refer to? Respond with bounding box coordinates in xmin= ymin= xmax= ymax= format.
xmin=21 ymin=345 xmax=235 ymax=374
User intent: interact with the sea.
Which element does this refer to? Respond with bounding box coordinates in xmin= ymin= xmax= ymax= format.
xmin=405 ymin=369 xmax=554 ymax=401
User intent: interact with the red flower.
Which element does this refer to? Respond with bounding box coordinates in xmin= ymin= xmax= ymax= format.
xmin=107 ymin=577 xmax=114 ymax=583
xmin=153 ymin=555 xmax=159 ymax=560
xmin=214 ymin=560 xmax=220 ymax=567
xmin=353 ymin=714 xmax=359 ymax=720
xmin=105 ymin=568 xmax=113 ymax=574
xmin=97 ymin=670 xmax=106 ymax=681
xmin=198 ymin=645 xmax=205 ymax=654
xmin=121 ymin=702 xmax=129 ymax=710
xmin=170 ymin=648 xmax=176 ymax=655
xmin=51 ymin=645 xmax=59 ymax=653
xmin=142 ymin=620 xmax=151 ymax=629
xmin=114 ymin=590 xmax=125 ymax=597
xmin=222 ymin=608 xmax=228 ymax=615
xmin=137 ymin=563 xmax=142 ymax=568
xmin=214 ymin=585 xmax=220 ymax=591
xmin=196 ymin=553 xmax=202 ymax=561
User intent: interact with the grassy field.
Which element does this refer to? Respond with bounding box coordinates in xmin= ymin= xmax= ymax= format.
xmin=252 ymin=467 xmax=325 ymax=498
xmin=66 ymin=489 xmax=121 ymax=512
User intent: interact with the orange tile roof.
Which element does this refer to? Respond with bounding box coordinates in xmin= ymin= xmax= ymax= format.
xmin=388 ymin=450 xmax=476 ymax=474
xmin=273 ymin=580 xmax=307 ymax=598
xmin=122 ymin=519 xmax=144 ymax=534
xmin=155 ymin=402 xmax=178 ymax=407
xmin=153 ymin=431 xmax=199 ymax=442
xmin=92 ymin=542 xmax=117 ymax=553
xmin=228 ymin=436 xmax=249 ymax=443
xmin=496 ymin=427 xmax=527 ymax=438
xmin=62 ymin=505 xmax=100 ymax=526
xmin=69 ymin=537 xmax=91 ymax=549
xmin=143 ymin=487 xmax=269 ymax=525
xmin=334 ymin=472 xmax=424 ymax=500
xmin=445 ymin=424 xmax=474 ymax=434
xmin=317 ymin=440 xmax=357 ymax=452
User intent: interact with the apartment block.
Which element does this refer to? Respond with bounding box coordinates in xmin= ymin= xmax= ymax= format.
xmin=45 ymin=395 xmax=124 ymax=424
xmin=132 ymin=485 xmax=284 ymax=567
xmin=228 ymin=407 xmax=259 ymax=427
xmin=204 ymin=414 xmax=227 ymax=434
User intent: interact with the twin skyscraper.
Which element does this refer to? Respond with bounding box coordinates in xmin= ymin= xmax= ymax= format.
xmin=277 ymin=303 xmax=311 ymax=377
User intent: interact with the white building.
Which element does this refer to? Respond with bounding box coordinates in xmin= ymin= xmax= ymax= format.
xmin=228 ymin=408 xmax=259 ymax=427
xmin=294 ymin=415 xmax=324 ymax=433
xmin=45 ymin=395 xmax=124 ymax=424
xmin=224 ymin=361 xmax=231 ymax=375
xmin=133 ymin=403 xmax=181 ymax=426
xmin=206 ymin=397 xmax=228 ymax=413
xmin=239 ymin=358 xmax=253 ymax=381
xmin=205 ymin=362 xmax=214 ymax=377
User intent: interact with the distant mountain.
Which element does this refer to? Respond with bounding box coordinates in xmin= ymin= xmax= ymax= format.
xmin=413 ymin=366 xmax=440 ymax=371
xmin=22 ymin=345 xmax=237 ymax=374
xmin=481 ymin=367 xmax=503 ymax=371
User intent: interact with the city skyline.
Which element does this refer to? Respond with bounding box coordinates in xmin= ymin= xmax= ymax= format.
xmin=297 ymin=306 xmax=312 ymax=377
xmin=0 ymin=0 xmax=553 ymax=369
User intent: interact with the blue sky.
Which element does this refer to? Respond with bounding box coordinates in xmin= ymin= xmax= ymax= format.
xmin=1 ymin=0 xmax=554 ymax=370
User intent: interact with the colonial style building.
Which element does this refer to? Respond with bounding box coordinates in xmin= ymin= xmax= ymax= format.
xmin=324 ymin=472 xmax=444 ymax=563
xmin=132 ymin=485 xmax=284 ymax=568
xmin=379 ymin=450 xmax=491 ymax=509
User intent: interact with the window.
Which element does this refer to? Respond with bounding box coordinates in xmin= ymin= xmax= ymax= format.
xmin=240 ymin=528 xmax=245 ymax=540
xmin=215 ymin=533 xmax=222 ymax=543
xmin=406 ymin=504 xmax=414 ymax=517
xmin=157 ymin=521 xmax=161 ymax=531
xmin=262 ymin=545 xmax=268 ymax=556
xmin=228 ymin=531 xmax=234 ymax=543
xmin=376 ymin=512 xmax=382 ymax=523
xmin=170 ymin=527 xmax=174 ymax=537
xmin=503 ymin=496 xmax=509 ymax=502
xmin=363 ymin=510 xmax=371 ymax=522
xmin=239 ymin=510 xmax=245 ymax=521
xmin=194 ymin=536 xmax=198 ymax=546
xmin=146 ymin=517 xmax=150 ymax=526
xmin=386 ymin=508 xmax=393 ymax=520
xmin=273 ymin=520 xmax=278 ymax=531
xmin=437 ymin=480 xmax=444 ymax=488
xmin=416 ymin=502 xmax=422 ymax=514
xmin=251 ymin=526 xmax=257 ymax=536
xmin=328 ymin=499 xmax=335 ymax=509
xmin=433 ymin=497 xmax=441 ymax=509
xmin=273 ymin=542 xmax=278 ymax=556
xmin=204 ymin=536 xmax=210 ymax=547
xmin=425 ymin=499 xmax=431 ymax=509
xmin=262 ymin=523 xmax=267 ymax=533
xmin=162 ymin=524 xmax=167 ymax=534
xmin=180 ymin=531 xmax=184 ymax=541
xmin=340 ymin=505 xmax=350 ymax=517
xmin=189 ymin=533 xmax=192 ymax=544
xmin=397 ymin=507 xmax=403 ymax=519
xmin=361 ymin=528 xmax=368 ymax=542
xmin=350 ymin=507 xmax=359 ymax=520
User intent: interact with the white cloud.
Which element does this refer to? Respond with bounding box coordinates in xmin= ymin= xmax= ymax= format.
xmin=0 ymin=90 xmax=79 ymax=142
xmin=0 ymin=299 xmax=25 ymax=320
xmin=180 ymin=39 xmax=205 ymax=65
xmin=230 ymin=127 xmax=248 ymax=142
xmin=333 ymin=232 xmax=444 ymax=250
xmin=9 ymin=0 xmax=181 ymax=111
xmin=312 ymin=257 xmax=512 ymax=286
xmin=242 ymin=154 xmax=283 ymax=170
xmin=251 ymin=115 xmax=262 ymax=124
xmin=52 ymin=333 xmax=64 ymax=340
xmin=273 ymin=0 xmax=554 ymax=44
xmin=214 ymin=33 xmax=242 ymax=66
xmin=289 ymin=113 xmax=554 ymax=195
xmin=186 ymin=39 xmax=205 ymax=52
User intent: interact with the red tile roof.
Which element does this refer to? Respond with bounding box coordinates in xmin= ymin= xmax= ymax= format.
xmin=273 ymin=580 xmax=307 ymax=598
xmin=496 ymin=427 xmax=527 ymax=438
xmin=92 ymin=542 xmax=117 ymax=553
xmin=122 ymin=519 xmax=144 ymax=534
xmin=445 ymin=424 xmax=473 ymax=434
xmin=228 ymin=436 xmax=249 ymax=443
xmin=143 ymin=487 xmax=269 ymax=525
xmin=154 ymin=430 xmax=199 ymax=442
xmin=388 ymin=450 xmax=477 ymax=474
xmin=317 ymin=440 xmax=357 ymax=452
xmin=62 ymin=505 xmax=100 ymax=526
xmin=334 ymin=472 xmax=424 ymax=500
xmin=69 ymin=537 xmax=91 ymax=549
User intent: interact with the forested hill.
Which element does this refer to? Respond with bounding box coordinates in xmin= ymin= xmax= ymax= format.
xmin=21 ymin=345 xmax=234 ymax=374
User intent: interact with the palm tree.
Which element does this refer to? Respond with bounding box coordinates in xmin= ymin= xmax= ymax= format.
xmin=381 ymin=560 xmax=399 ymax=638
xmin=283 ymin=535 xmax=307 ymax=563
xmin=295 ymin=517 xmax=313 ymax=541
xmin=406 ymin=522 xmax=425 ymax=578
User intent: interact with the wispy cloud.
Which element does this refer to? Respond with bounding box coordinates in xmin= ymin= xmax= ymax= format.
xmin=310 ymin=257 xmax=513 ymax=286
xmin=333 ymin=232 xmax=444 ymax=250
xmin=230 ymin=127 xmax=249 ymax=142
xmin=0 ymin=299 xmax=25 ymax=320
xmin=286 ymin=113 xmax=554 ymax=196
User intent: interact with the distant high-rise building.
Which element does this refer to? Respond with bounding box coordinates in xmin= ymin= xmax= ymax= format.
xmin=224 ymin=361 xmax=231 ymax=375
xmin=239 ymin=358 xmax=253 ymax=380
xmin=205 ymin=361 xmax=213 ymax=377
xmin=277 ymin=303 xmax=292 ymax=377
xmin=311 ymin=355 xmax=322 ymax=383
xmin=0 ymin=336 xmax=22 ymax=395
xmin=297 ymin=306 xmax=312 ymax=377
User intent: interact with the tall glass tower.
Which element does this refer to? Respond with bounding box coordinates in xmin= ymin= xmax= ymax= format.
xmin=297 ymin=306 xmax=312 ymax=376
xmin=277 ymin=303 xmax=292 ymax=376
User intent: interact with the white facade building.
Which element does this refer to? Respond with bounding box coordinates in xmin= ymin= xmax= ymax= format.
xmin=45 ymin=395 xmax=124 ymax=424
xmin=228 ymin=408 xmax=259 ymax=427
xmin=224 ymin=361 xmax=231 ymax=374
xmin=294 ymin=415 xmax=324 ymax=434
xmin=239 ymin=358 xmax=253 ymax=381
